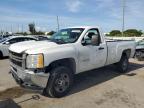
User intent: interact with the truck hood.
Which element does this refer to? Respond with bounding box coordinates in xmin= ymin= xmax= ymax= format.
xmin=9 ymin=41 xmax=58 ymax=53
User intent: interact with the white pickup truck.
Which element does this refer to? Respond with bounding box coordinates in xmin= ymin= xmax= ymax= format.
xmin=9 ymin=26 xmax=136 ymax=98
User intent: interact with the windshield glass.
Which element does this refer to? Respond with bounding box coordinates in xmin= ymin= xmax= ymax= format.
xmin=50 ymin=28 xmax=84 ymax=44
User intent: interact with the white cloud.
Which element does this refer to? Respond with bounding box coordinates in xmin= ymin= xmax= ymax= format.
xmin=65 ymin=0 xmax=83 ymax=13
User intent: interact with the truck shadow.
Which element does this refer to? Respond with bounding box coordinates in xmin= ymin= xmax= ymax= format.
xmin=0 ymin=95 xmax=40 ymax=108
xmin=69 ymin=62 xmax=144 ymax=96
xmin=0 ymin=57 xmax=9 ymax=60
xmin=0 ymin=86 xmax=40 ymax=108
xmin=0 ymin=99 xmax=21 ymax=108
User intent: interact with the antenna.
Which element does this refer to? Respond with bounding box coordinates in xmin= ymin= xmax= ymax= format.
xmin=122 ymin=0 xmax=126 ymax=37
xmin=57 ymin=16 xmax=60 ymax=31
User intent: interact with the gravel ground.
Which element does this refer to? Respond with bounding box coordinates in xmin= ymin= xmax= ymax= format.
xmin=0 ymin=58 xmax=144 ymax=108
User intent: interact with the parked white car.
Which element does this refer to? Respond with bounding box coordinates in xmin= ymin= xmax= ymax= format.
xmin=9 ymin=26 xmax=136 ymax=97
xmin=0 ymin=36 xmax=37 ymax=58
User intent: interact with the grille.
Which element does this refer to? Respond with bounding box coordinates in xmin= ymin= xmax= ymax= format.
xmin=11 ymin=58 xmax=22 ymax=67
xmin=9 ymin=51 xmax=23 ymax=58
xmin=9 ymin=51 xmax=23 ymax=67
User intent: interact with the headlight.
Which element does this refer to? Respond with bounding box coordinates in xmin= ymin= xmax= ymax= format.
xmin=26 ymin=54 xmax=44 ymax=69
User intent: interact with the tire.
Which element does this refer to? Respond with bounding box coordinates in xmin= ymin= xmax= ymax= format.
xmin=135 ymin=51 xmax=144 ymax=61
xmin=0 ymin=51 xmax=3 ymax=59
xmin=116 ymin=54 xmax=129 ymax=73
xmin=136 ymin=56 xmax=144 ymax=61
xmin=44 ymin=66 xmax=74 ymax=98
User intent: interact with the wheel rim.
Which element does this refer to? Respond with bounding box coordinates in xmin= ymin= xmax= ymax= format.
xmin=54 ymin=73 xmax=70 ymax=93
xmin=122 ymin=59 xmax=128 ymax=71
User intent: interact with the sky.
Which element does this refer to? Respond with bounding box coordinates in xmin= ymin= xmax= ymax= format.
xmin=0 ymin=0 xmax=144 ymax=33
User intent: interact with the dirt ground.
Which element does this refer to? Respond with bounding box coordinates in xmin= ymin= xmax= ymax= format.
xmin=0 ymin=58 xmax=144 ymax=108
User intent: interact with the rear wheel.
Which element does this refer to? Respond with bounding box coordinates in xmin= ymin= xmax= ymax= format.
xmin=135 ymin=51 xmax=144 ymax=61
xmin=44 ymin=66 xmax=73 ymax=98
xmin=116 ymin=54 xmax=129 ymax=73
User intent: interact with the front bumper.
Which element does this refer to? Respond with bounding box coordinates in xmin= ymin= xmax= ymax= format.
xmin=10 ymin=63 xmax=50 ymax=90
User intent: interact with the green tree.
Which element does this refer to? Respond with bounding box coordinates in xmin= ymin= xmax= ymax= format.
xmin=35 ymin=31 xmax=45 ymax=35
xmin=109 ymin=30 xmax=121 ymax=36
xmin=124 ymin=29 xmax=143 ymax=37
xmin=23 ymin=32 xmax=28 ymax=36
xmin=47 ymin=31 xmax=56 ymax=35
xmin=15 ymin=32 xmax=28 ymax=36
xmin=29 ymin=23 xmax=36 ymax=34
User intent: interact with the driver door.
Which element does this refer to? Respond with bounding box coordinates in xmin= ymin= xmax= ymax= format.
xmin=78 ymin=29 xmax=107 ymax=73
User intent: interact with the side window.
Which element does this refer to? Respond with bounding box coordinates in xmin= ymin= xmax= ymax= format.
xmin=8 ymin=38 xmax=21 ymax=44
xmin=23 ymin=37 xmax=35 ymax=41
xmin=83 ymin=29 xmax=101 ymax=45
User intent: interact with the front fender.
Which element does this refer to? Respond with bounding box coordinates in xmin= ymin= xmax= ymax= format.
xmin=43 ymin=46 xmax=78 ymax=70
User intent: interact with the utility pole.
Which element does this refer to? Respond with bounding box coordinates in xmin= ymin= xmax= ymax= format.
xmin=22 ymin=24 xmax=24 ymax=33
xmin=5 ymin=25 xmax=8 ymax=33
xmin=57 ymin=16 xmax=60 ymax=31
xmin=11 ymin=24 xmax=13 ymax=33
xmin=18 ymin=24 xmax=19 ymax=33
xmin=122 ymin=0 xmax=126 ymax=37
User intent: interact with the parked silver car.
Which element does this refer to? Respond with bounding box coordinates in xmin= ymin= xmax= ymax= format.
xmin=0 ymin=36 xmax=37 ymax=58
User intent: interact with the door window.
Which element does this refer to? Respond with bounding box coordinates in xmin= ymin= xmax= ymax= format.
xmin=8 ymin=38 xmax=22 ymax=44
xmin=83 ymin=29 xmax=101 ymax=45
xmin=22 ymin=37 xmax=36 ymax=41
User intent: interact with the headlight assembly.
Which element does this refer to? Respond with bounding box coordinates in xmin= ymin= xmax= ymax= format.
xmin=26 ymin=54 xmax=44 ymax=69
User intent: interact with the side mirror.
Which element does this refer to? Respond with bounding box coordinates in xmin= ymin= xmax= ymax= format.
xmin=91 ymin=35 xmax=99 ymax=46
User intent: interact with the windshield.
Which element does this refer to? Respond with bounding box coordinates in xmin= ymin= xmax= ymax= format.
xmin=50 ymin=28 xmax=84 ymax=44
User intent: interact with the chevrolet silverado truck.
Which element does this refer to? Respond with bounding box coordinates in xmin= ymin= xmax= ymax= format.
xmin=9 ymin=26 xmax=136 ymax=98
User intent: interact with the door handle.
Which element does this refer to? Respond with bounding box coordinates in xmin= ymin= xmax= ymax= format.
xmin=98 ymin=47 xmax=104 ymax=50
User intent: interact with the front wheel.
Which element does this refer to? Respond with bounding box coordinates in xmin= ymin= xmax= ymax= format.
xmin=116 ymin=55 xmax=129 ymax=73
xmin=44 ymin=66 xmax=73 ymax=98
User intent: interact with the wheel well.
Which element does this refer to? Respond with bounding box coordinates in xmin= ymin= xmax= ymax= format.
xmin=136 ymin=49 xmax=144 ymax=52
xmin=45 ymin=58 xmax=76 ymax=74
xmin=0 ymin=51 xmax=3 ymax=57
xmin=122 ymin=49 xmax=131 ymax=58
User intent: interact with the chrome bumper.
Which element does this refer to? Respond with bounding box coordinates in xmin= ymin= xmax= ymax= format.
xmin=10 ymin=63 xmax=50 ymax=90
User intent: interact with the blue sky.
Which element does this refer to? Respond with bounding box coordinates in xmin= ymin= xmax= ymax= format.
xmin=0 ymin=0 xmax=144 ymax=32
